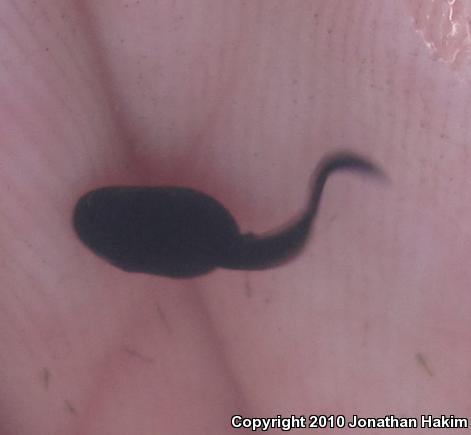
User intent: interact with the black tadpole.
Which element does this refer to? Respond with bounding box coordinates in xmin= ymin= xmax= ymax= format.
xmin=73 ymin=152 xmax=385 ymax=278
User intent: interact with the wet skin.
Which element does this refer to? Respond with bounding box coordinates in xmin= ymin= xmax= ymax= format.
xmin=73 ymin=152 xmax=384 ymax=278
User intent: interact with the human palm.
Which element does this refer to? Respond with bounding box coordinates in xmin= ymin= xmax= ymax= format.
xmin=1 ymin=2 xmax=469 ymax=435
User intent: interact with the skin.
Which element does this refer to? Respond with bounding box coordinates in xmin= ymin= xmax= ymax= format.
xmin=73 ymin=152 xmax=384 ymax=278
xmin=1 ymin=2 xmax=471 ymax=434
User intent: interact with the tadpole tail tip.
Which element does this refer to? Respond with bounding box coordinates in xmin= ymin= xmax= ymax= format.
xmin=359 ymin=158 xmax=390 ymax=184
xmin=313 ymin=151 xmax=390 ymax=185
xmin=354 ymin=159 xmax=389 ymax=183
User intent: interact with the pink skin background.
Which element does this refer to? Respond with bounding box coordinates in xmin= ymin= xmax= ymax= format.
xmin=1 ymin=1 xmax=470 ymax=434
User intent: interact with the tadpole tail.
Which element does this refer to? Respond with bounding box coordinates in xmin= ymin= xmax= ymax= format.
xmin=220 ymin=151 xmax=386 ymax=271
xmin=307 ymin=151 xmax=386 ymax=218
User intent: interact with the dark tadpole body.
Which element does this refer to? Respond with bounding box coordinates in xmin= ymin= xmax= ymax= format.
xmin=73 ymin=152 xmax=384 ymax=278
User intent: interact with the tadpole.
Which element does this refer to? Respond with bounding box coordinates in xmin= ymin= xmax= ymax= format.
xmin=73 ymin=152 xmax=384 ymax=278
